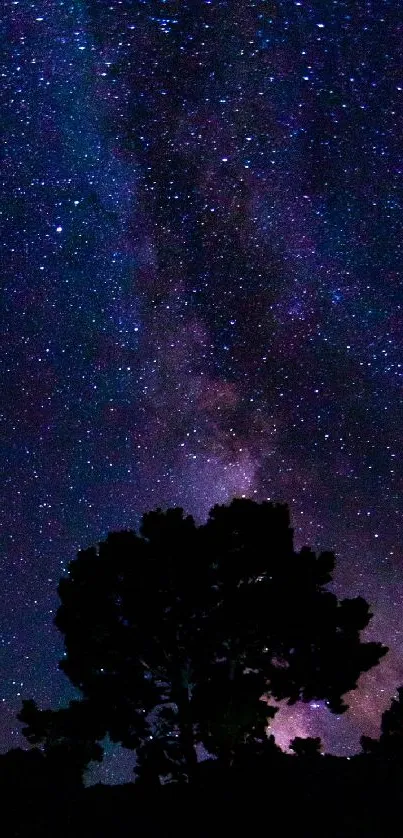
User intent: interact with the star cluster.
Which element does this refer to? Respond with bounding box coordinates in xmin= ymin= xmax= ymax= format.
xmin=1 ymin=0 xmax=403 ymax=780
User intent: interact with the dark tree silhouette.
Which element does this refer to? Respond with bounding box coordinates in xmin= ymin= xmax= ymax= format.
xmin=361 ymin=686 xmax=403 ymax=760
xmin=290 ymin=736 xmax=323 ymax=758
xmin=18 ymin=698 xmax=104 ymax=786
xmin=48 ymin=499 xmax=386 ymax=782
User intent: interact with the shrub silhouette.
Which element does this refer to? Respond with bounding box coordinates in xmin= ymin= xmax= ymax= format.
xmin=290 ymin=736 xmax=323 ymax=758
xmin=361 ymin=685 xmax=403 ymax=760
xmin=18 ymin=698 xmax=104 ymax=786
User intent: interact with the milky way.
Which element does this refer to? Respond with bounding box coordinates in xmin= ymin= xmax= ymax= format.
xmin=1 ymin=0 xmax=403 ymax=782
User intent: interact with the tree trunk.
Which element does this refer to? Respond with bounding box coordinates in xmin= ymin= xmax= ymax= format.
xmin=175 ymin=671 xmax=197 ymax=783
xmin=178 ymin=712 xmax=198 ymax=782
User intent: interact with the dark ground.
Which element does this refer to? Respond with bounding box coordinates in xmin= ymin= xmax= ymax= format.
xmin=2 ymin=750 xmax=403 ymax=837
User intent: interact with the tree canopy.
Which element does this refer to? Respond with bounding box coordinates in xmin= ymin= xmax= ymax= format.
xmin=35 ymin=498 xmax=386 ymax=782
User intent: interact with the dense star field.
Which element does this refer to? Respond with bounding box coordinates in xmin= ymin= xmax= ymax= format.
xmin=1 ymin=0 xmax=403 ymax=781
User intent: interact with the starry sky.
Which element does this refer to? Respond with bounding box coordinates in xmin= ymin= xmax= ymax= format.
xmin=1 ymin=0 xmax=403 ymax=782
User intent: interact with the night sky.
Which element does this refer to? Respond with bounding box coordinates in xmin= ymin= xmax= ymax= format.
xmin=2 ymin=0 xmax=403 ymax=782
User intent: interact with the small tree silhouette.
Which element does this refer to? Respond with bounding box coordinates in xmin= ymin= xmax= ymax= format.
xmin=290 ymin=736 xmax=323 ymax=758
xmin=18 ymin=698 xmax=104 ymax=787
xmin=361 ymin=686 xmax=403 ymax=760
xmin=26 ymin=499 xmax=386 ymax=784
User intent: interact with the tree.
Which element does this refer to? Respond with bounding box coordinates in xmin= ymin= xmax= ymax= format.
xmin=290 ymin=736 xmax=323 ymax=758
xmin=361 ymin=686 xmax=403 ymax=760
xmin=52 ymin=498 xmax=386 ymax=782
xmin=18 ymin=698 xmax=104 ymax=787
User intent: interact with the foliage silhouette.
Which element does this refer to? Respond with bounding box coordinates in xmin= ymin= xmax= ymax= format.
xmin=28 ymin=499 xmax=387 ymax=784
xmin=290 ymin=736 xmax=323 ymax=757
xmin=361 ymin=685 xmax=403 ymax=760
xmin=18 ymin=698 xmax=104 ymax=786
